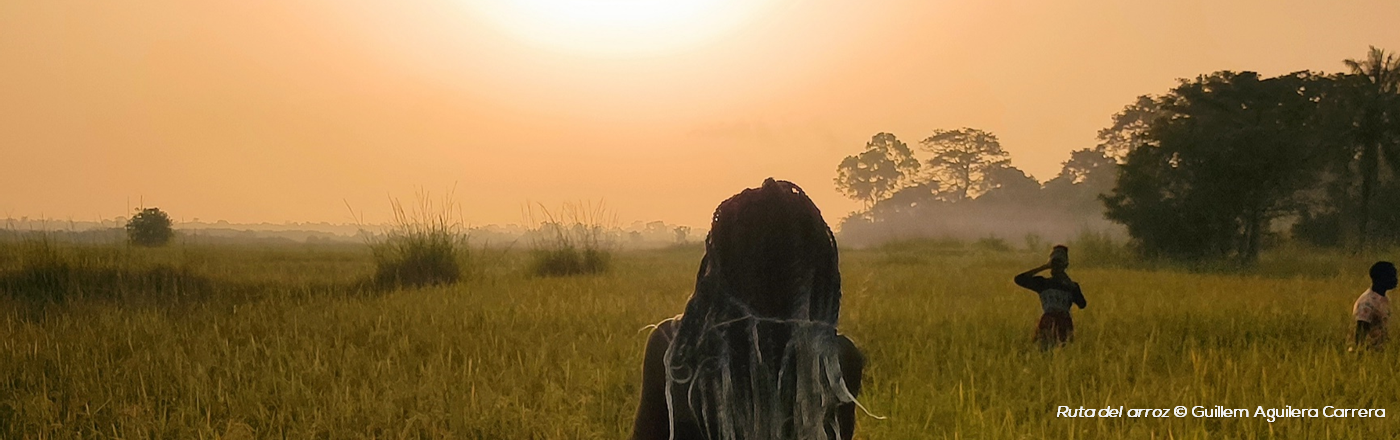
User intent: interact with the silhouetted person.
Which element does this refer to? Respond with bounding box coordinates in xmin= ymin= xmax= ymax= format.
xmin=630 ymin=178 xmax=866 ymax=440
xmin=1352 ymin=261 xmax=1394 ymax=351
xmin=1014 ymin=245 xmax=1087 ymax=350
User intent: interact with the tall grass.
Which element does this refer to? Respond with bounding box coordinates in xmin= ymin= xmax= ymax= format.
xmin=524 ymin=200 xmax=617 ymax=277
xmin=1 ymin=245 xmax=1396 ymax=438
xmin=360 ymin=191 xmax=471 ymax=289
xmin=0 ymin=236 xmax=212 ymax=305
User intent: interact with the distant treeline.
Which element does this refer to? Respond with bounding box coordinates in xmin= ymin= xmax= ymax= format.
xmin=834 ymin=128 xmax=1118 ymax=247
xmin=837 ymin=47 xmax=1399 ymax=263
xmin=1 ymin=219 xmax=704 ymax=249
xmin=0 ymin=227 xmax=353 ymax=246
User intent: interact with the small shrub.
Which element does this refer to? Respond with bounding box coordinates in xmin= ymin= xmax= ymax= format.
xmin=363 ymin=191 xmax=470 ymax=289
xmin=526 ymin=201 xmax=617 ymax=277
xmin=531 ymin=247 xmax=611 ymax=277
xmin=974 ymin=236 xmax=1012 ymax=253
xmin=1023 ymin=233 xmax=1046 ymax=253
xmin=126 ymin=207 xmax=174 ymax=247
xmin=1069 ymin=229 xmax=1133 ymax=268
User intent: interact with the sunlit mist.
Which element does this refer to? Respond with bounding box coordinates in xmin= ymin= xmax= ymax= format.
xmin=466 ymin=0 xmax=775 ymax=56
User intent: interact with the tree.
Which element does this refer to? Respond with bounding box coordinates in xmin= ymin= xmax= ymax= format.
xmin=673 ymin=226 xmax=691 ymax=244
xmin=126 ymin=207 xmax=174 ymax=247
xmin=976 ymin=165 xmax=1042 ymax=204
xmin=1054 ymin=149 xmax=1116 ymax=187
xmin=644 ymin=221 xmax=668 ymax=239
xmin=1042 ymin=148 xmax=1117 ymax=213
xmin=1102 ymin=71 xmax=1328 ymax=262
xmin=1342 ymin=46 xmax=1400 ymax=248
xmin=1095 ymin=95 xmax=1166 ymax=162
xmin=1287 ymin=73 xmax=1367 ymax=247
xmin=868 ymin=181 xmax=940 ymax=218
xmin=918 ymin=128 xmax=1011 ymax=201
xmin=834 ymin=132 xmax=921 ymax=209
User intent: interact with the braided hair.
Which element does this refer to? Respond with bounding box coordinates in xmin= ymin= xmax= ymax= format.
xmin=663 ymin=178 xmax=856 ymax=440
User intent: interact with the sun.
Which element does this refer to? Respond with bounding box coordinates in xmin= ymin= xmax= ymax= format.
xmin=469 ymin=0 xmax=772 ymax=57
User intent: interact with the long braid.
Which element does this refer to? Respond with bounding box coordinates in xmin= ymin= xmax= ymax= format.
xmin=664 ymin=178 xmax=855 ymax=440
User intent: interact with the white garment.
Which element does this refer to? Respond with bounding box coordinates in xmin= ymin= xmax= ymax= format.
xmin=1352 ymin=289 xmax=1391 ymax=348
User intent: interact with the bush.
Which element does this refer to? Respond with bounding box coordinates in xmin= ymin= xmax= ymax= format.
xmin=530 ymin=247 xmax=611 ymax=277
xmin=126 ymin=207 xmax=174 ymax=247
xmin=526 ymin=201 xmax=617 ymax=277
xmin=1068 ymin=229 xmax=1133 ymax=268
xmin=974 ymin=236 xmax=1012 ymax=252
xmin=364 ymin=192 xmax=470 ymax=289
xmin=1023 ymin=233 xmax=1046 ymax=253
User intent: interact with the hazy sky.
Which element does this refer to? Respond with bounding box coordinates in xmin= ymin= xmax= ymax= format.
xmin=3 ymin=0 xmax=1397 ymax=228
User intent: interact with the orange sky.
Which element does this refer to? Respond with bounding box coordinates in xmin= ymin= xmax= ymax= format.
xmin=3 ymin=0 xmax=1398 ymax=228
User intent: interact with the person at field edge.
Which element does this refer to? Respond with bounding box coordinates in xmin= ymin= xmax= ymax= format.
xmin=1014 ymin=245 xmax=1087 ymax=350
xmin=1352 ymin=261 xmax=1394 ymax=351
xmin=630 ymin=178 xmax=867 ymax=440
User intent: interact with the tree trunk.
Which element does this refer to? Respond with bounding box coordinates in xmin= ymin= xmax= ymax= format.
xmin=1358 ymin=142 xmax=1378 ymax=251
xmin=1242 ymin=210 xmax=1262 ymax=264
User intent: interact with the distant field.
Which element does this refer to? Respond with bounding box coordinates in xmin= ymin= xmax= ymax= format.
xmin=1 ymin=240 xmax=1397 ymax=438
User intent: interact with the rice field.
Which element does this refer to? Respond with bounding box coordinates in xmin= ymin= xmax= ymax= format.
xmin=1 ymin=240 xmax=1397 ymax=438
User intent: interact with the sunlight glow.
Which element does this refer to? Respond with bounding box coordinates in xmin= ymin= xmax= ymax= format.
xmin=470 ymin=0 xmax=772 ymax=56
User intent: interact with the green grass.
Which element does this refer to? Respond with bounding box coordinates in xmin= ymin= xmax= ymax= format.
xmin=0 ymin=240 xmax=1397 ymax=438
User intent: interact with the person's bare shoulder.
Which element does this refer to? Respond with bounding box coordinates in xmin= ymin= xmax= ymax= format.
xmin=644 ymin=318 xmax=680 ymax=360
xmin=632 ymin=317 xmax=682 ymax=440
xmin=835 ymin=333 xmax=865 ymax=396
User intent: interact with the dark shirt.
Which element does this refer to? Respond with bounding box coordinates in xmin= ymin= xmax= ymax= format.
xmin=1014 ymin=273 xmax=1087 ymax=313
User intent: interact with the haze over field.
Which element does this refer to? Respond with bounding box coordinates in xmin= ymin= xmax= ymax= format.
xmin=3 ymin=0 xmax=1397 ymax=227
xmin=6 ymin=3 xmax=1400 ymax=437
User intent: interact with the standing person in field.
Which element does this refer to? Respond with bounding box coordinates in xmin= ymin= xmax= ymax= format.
xmin=630 ymin=178 xmax=867 ymax=440
xmin=1352 ymin=261 xmax=1394 ymax=351
xmin=1014 ymin=245 xmax=1087 ymax=350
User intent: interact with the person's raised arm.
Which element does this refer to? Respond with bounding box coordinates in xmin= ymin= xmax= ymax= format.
xmin=631 ymin=323 xmax=675 ymax=440
xmin=1014 ymin=263 xmax=1052 ymax=290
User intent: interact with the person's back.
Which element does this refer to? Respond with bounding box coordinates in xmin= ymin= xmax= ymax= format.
xmin=1014 ymin=245 xmax=1087 ymax=349
xmin=633 ymin=319 xmax=864 ymax=440
xmin=629 ymin=178 xmax=866 ymax=440
xmin=1352 ymin=261 xmax=1395 ymax=351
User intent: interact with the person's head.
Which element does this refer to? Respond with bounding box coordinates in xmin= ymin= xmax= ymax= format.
xmin=1049 ymin=245 xmax=1070 ymax=275
xmin=1369 ymin=261 xmax=1397 ymax=292
xmin=665 ymin=178 xmax=853 ymax=439
xmin=704 ymin=177 xmax=840 ymax=318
